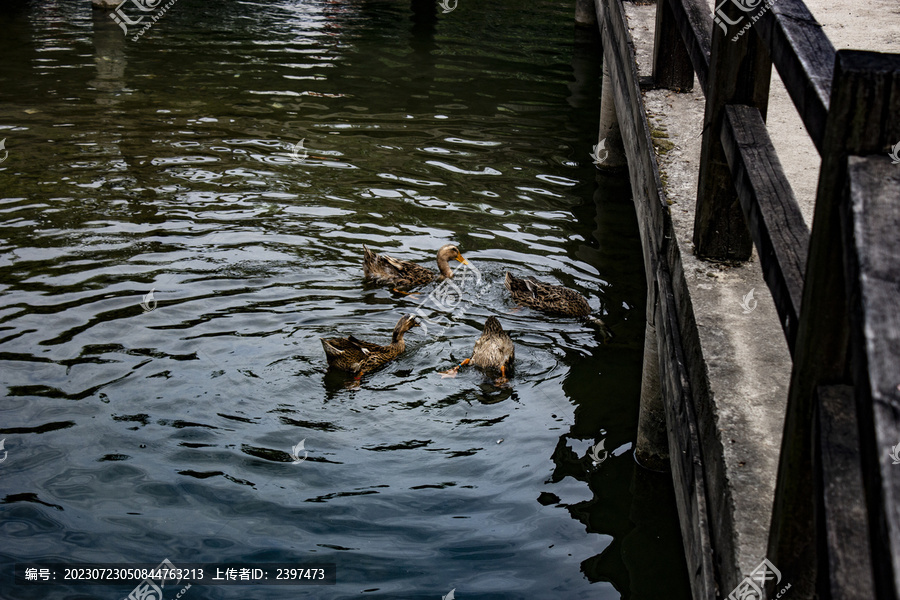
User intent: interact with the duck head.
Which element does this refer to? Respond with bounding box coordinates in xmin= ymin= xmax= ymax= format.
xmin=436 ymin=244 xmax=468 ymax=277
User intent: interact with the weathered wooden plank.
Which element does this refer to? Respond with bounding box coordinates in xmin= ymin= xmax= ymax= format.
xmin=842 ymin=156 xmax=900 ymax=600
xmin=754 ymin=0 xmax=835 ymax=154
xmin=720 ymin=104 xmax=808 ymax=353
xmin=652 ymin=0 xmax=695 ymax=91
xmin=655 ymin=257 xmax=717 ymax=600
xmin=693 ymin=0 xmax=771 ymax=260
xmin=595 ymin=1 xmax=719 ymax=597
xmin=815 ymin=384 xmax=877 ymax=600
xmin=662 ymin=0 xmax=711 ymax=93
xmin=768 ymin=50 xmax=900 ymax=600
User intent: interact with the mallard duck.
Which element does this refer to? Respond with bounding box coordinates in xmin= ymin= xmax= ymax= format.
xmin=441 ymin=316 xmax=514 ymax=383
xmin=363 ymin=244 xmax=468 ymax=290
xmin=321 ymin=314 xmax=418 ymax=378
xmin=504 ymin=272 xmax=611 ymax=338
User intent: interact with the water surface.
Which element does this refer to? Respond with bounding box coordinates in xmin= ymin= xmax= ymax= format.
xmin=0 ymin=0 xmax=690 ymax=598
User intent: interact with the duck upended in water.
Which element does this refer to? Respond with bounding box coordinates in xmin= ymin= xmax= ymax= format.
xmin=363 ymin=244 xmax=468 ymax=290
xmin=321 ymin=314 xmax=418 ymax=378
xmin=504 ymin=272 xmax=611 ymax=338
xmin=441 ymin=316 xmax=515 ymax=384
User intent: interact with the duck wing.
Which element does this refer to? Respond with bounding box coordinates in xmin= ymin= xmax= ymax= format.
xmin=346 ymin=335 xmax=387 ymax=354
xmin=364 ymin=245 xmax=435 ymax=287
xmin=504 ymin=272 xmax=590 ymax=317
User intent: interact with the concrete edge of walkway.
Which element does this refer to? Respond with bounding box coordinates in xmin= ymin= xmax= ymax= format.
xmin=622 ymin=2 xmax=793 ymax=594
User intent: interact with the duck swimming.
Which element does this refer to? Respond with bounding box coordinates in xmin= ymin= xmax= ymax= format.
xmin=504 ymin=272 xmax=610 ymax=338
xmin=363 ymin=244 xmax=468 ymax=290
xmin=321 ymin=314 xmax=418 ymax=378
xmin=441 ymin=316 xmax=514 ymax=384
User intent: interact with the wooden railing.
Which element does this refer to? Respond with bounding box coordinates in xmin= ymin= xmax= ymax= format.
xmin=650 ymin=0 xmax=900 ymax=598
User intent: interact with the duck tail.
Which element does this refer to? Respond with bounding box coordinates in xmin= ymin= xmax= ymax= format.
xmin=504 ymin=271 xmax=515 ymax=292
xmin=363 ymin=245 xmax=377 ymax=276
xmin=483 ymin=316 xmax=504 ymax=335
xmin=320 ymin=338 xmax=342 ymax=357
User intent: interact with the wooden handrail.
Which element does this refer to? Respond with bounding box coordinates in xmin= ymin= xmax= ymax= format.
xmin=766 ymin=50 xmax=900 ymax=599
xmin=754 ymin=2 xmax=835 ymax=154
xmin=648 ymin=0 xmax=900 ymax=597
xmin=656 ymin=0 xmax=836 ymax=152
xmin=720 ymin=104 xmax=808 ymax=353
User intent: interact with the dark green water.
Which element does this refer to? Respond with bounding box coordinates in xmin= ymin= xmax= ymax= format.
xmin=0 ymin=0 xmax=690 ymax=598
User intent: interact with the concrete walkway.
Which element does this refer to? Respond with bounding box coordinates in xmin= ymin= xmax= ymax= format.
xmin=623 ymin=0 xmax=900 ymax=592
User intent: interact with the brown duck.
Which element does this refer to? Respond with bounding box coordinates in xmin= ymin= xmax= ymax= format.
xmin=504 ymin=272 xmax=610 ymax=338
xmin=321 ymin=314 xmax=418 ymax=378
xmin=363 ymin=244 xmax=468 ymax=290
xmin=441 ymin=316 xmax=515 ymax=383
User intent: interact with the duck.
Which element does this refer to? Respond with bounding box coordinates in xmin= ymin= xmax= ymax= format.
xmin=504 ymin=271 xmax=611 ymax=338
xmin=321 ymin=314 xmax=418 ymax=378
xmin=363 ymin=244 xmax=468 ymax=290
xmin=441 ymin=316 xmax=514 ymax=384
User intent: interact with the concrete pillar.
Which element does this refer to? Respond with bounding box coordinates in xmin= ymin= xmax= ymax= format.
xmin=570 ymin=18 xmax=601 ymax=112
xmin=594 ymin=61 xmax=628 ymax=172
xmin=92 ymin=1 xmax=126 ymax=93
xmin=635 ymin=317 xmax=669 ymax=471
xmin=575 ymin=0 xmax=597 ymax=28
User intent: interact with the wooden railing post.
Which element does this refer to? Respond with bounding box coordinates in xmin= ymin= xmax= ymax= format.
xmin=693 ymin=2 xmax=772 ymax=260
xmin=652 ymin=0 xmax=694 ymax=91
xmin=815 ymin=384 xmax=876 ymax=600
xmin=841 ymin=154 xmax=900 ymax=600
xmin=767 ymin=50 xmax=900 ymax=600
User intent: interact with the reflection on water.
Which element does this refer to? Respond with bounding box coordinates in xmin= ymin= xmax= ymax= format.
xmin=0 ymin=0 xmax=689 ymax=598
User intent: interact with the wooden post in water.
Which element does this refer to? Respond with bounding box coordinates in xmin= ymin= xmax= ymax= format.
xmin=636 ymin=312 xmax=668 ymax=471
xmin=575 ymin=0 xmax=596 ymax=29
xmin=596 ymin=62 xmax=627 ymax=172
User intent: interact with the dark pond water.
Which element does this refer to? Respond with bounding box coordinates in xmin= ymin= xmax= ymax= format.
xmin=0 ymin=0 xmax=690 ymax=598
